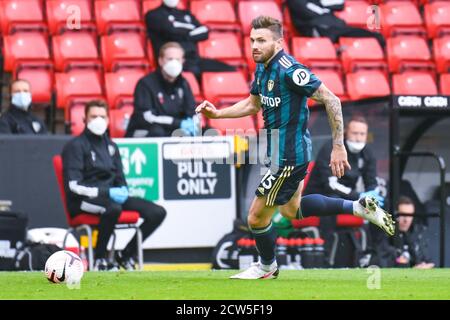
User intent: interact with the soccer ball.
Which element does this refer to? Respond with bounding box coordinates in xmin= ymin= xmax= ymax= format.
xmin=44 ymin=250 xmax=84 ymax=284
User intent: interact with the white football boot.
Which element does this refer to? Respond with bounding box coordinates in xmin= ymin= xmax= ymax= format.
xmin=355 ymin=196 xmax=395 ymax=236
xmin=230 ymin=261 xmax=279 ymax=280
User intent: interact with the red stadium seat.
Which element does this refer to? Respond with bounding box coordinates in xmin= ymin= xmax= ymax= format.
xmin=424 ymin=1 xmax=450 ymax=38
xmin=142 ymin=0 xmax=187 ymax=14
xmin=440 ymin=74 xmax=450 ymax=95
xmin=100 ymin=32 xmax=149 ymax=72
xmin=55 ymin=69 xmax=104 ymax=109
xmin=52 ymin=155 xmax=143 ymax=270
xmin=0 ymin=0 xmax=46 ymax=34
xmin=16 ymin=67 xmax=53 ymax=104
xmin=291 ymin=216 xmax=320 ymax=229
xmin=346 ymin=70 xmax=391 ymax=100
xmin=238 ymin=1 xmax=283 ymax=35
xmin=198 ymin=32 xmax=244 ymax=67
xmin=52 ymin=32 xmax=100 ymax=71
xmin=190 ymin=0 xmax=239 ymax=32
xmin=311 ymin=69 xmax=347 ymax=103
xmin=2 ymin=32 xmax=51 ymax=72
xmin=392 ymin=72 xmax=438 ymax=95
xmin=380 ymin=1 xmax=425 ymax=37
xmin=433 ymin=37 xmax=450 ymax=74
xmin=109 ymin=105 xmax=134 ymax=138
xmin=46 ymin=0 xmax=95 ymax=34
xmin=68 ymin=102 xmax=85 ymax=135
xmin=182 ymin=71 xmax=203 ymax=102
xmin=292 ymin=37 xmax=339 ymax=70
xmin=104 ymin=69 xmax=146 ymax=109
xmin=336 ymin=215 xmax=364 ymax=228
xmin=208 ymin=117 xmax=256 ymax=135
xmin=387 ymin=36 xmax=434 ymax=73
xmin=201 ymin=72 xmax=249 ymax=105
xmin=339 ymin=37 xmax=386 ymax=73
xmin=94 ymin=0 xmax=143 ymax=35
xmin=335 ymin=0 xmax=371 ymax=29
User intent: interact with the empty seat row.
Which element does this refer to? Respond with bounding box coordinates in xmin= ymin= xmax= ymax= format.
xmin=2 ymin=31 xmax=151 ymax=74
xmin=291 ymin=36 xmax=450 ymax=74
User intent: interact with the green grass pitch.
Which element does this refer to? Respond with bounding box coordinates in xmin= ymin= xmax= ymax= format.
xmin=0 ymin=269 xmax=449 ymax=300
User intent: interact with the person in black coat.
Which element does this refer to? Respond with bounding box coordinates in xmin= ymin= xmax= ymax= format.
xmin=286 ymin=0 xmax=385 ymax=48
xmin=372 ymin=196 xmax=434 ymax=268
xmin=62 ymin=100 xmax=166 ymax=271
xmin=0 ymin=79 xmax=47 ymax=135
xmin=125 ymin=42 xmax=199 ymax=138
xmin=145 ymin=0 xmax=235 ymax=80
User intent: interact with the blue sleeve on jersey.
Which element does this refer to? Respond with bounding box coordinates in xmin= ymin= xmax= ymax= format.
xmin=284 ymin=66 xmax=322 ymax=97
xmin=250 ymin=78 xmax=259 ymax=95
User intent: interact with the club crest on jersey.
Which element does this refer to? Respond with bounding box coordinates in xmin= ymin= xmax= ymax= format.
xmin=267 ymin=80 xmax=274 ymax=92
xmin=91 ymin=151 xmax=96 ymax=162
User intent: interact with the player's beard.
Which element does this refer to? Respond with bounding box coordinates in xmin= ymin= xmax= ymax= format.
xmin=253 ymin=45 xmax=276 ymax=64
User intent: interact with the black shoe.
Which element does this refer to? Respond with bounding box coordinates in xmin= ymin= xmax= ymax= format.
xmin=94 ymin=258 xmax=119 ymax=271
xmin=115 ymin=251 xmax=136 ymax=271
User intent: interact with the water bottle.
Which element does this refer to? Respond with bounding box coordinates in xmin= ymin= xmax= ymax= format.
xmin=288 ymin=238 xmax=302 ymax=269
xmin=276 ymin=237 xmax=289 ymax=268
xmin=301 ymin=237 xmax=315 ymax=268
xmin=294 ymin=238 xmax=304 ymax=269
xmin=312 ymin=238 xmax=325 ymax=268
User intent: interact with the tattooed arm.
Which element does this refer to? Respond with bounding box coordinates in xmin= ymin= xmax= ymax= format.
xmin=311 ymin=83 xmax=351 ymax=178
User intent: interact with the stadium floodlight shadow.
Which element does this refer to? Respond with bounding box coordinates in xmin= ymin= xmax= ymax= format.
xmin=52 ymin=155 xmax=144 ymax=271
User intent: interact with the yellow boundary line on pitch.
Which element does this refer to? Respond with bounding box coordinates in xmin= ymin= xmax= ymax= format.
xmin=143 ymin=263 xmax=212 ymax=271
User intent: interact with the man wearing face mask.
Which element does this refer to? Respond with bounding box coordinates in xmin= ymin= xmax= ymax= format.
xmin=125 ymin=42 xmax=199 ymax=138
xmin=304 ymin=116 xmax=382 ymax=204
xmin=0 ymin=79 xmax=48 ymax=134
xmin=304 ymin=116 xmax=383 ymax=265
xmin=62 ymin=100 xmax=167 ymax=271
xmin=145 ymin=0 xmax=235 ymax=81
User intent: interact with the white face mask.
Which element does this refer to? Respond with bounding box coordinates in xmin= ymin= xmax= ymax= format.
xmin=12 ymin=92 xmax=32 ymax=111
xmin=162 ymin=59 xmax=183 ymax=78
xmin=87 ymin=117 xmax=108 ymax=136
xmin=346 ymin=140 xmax=366 ymax=153
xmin=163 ymin=0 xmax=179 ymax=8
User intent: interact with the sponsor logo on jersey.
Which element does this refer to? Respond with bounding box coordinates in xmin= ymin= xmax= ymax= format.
xmin=293 ymin=69 xmax=310 ymax=86
xmin=260 ymin=94 xmax=281 ymax=108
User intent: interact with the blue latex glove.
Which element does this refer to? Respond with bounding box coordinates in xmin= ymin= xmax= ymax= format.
xmin=360 ymin=189 xmax=384 ymax=207
xmin=180 ymin=118 xmax=195 ymax=136
xmin=109 ymin=186 xmax=129 ymax=204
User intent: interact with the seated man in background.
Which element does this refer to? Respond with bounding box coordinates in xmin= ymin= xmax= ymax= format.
xmin=286 ymin=0 xmax=385 ymax=48
xmin=374 ymin=196 xmax=434 ymax=269
xmin=145 ymin=0 xmax=235 ymax=81
xmin=0 ymin=79 xmax=48 ymax=134
xmin=125 ymin=42 xmax=199 ymax=138
xmin=304 ymin=116 xmax=383 ymax=262
xmin=62 ymin=100 xmax=167 ymax=271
